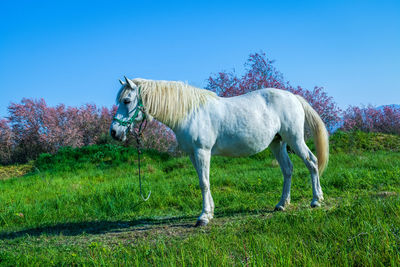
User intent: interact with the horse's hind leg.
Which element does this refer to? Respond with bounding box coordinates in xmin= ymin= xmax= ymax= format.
xmin=287 ymin=137 xmax=324 ymax=207
xmin=189 ymin=148 xmax=214 ymax=226
xmin=270 ymin=140 xmax=293 ymax=211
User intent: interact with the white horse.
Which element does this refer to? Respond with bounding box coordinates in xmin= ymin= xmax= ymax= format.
xmin=110 ymin=77 xmax=329 ymax=226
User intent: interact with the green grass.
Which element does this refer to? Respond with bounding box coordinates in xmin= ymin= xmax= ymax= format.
xmin=0 ymin=133 xmax=400 ymax=266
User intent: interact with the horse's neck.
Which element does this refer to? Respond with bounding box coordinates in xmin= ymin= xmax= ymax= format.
xmin=141 ymin=81 xmax=216 ymax=130
xmin=145 ymin=106 xmax=177 ymax=131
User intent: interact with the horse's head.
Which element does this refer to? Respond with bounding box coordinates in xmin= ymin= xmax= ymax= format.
xmin=110 ymin=76 xmax=145 ymax=141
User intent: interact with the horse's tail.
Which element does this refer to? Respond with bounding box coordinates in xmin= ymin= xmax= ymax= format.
xmin=295 ymin=95 xmax=329 ymax=175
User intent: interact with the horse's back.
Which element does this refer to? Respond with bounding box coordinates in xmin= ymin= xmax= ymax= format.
xmin=176 ymin=88 xmax=304 ymax=157
xmin=218 ymin=88 xmax=304 ymax=128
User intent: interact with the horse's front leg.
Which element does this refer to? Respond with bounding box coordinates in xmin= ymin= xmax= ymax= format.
xmin=190 ymin=148 xmax=213 ymax=227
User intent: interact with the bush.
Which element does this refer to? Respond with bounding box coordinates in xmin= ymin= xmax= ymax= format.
xmin=0 ymin=119 xmax=13 ymax=165
xmin=1 ymin=98 xmax=179 ymax=164
xmin=128 ymin=120 xmax=181 ymax=155
xmin=34 ymin=144 xmax=171 ymax=172
xmin=4 ymin=98 xmax=117 ymax=163
xmin=330 ymin=130 xmax=400 ymax=153
xmin=342 ymin=105 xmax=400 ymax=135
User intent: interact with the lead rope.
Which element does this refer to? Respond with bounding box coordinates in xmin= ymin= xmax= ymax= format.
xmin=133 ymin=118 xmax=151 ymax=202
xmin=113 ymin=86 xmax=151 ymax=202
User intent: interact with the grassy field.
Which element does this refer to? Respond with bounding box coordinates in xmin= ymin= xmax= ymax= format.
xmin=0 ymin=133 xmax=400 ymax=266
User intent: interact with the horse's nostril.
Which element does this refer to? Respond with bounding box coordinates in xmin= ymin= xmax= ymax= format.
xmin=111 ymin=129 xmax=116 ymax=138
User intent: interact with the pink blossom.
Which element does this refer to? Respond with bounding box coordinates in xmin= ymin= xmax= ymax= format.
xmin=206 ymin=52 xmax=342 ymax=132
xmin=1 ymin=97 xmax=179 ymax=163
xmin=0 ymin=118 xmax=13 ymax=164
xmin=342 ymin=105 xmax=400 ymax=134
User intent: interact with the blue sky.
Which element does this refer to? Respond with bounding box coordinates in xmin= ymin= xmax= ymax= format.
xmin=1 ymin=0 xmax=399 ymax=117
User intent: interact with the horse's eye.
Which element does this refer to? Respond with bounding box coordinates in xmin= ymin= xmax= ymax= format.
xmin=123 ymin=99 xmax=131 ymax=105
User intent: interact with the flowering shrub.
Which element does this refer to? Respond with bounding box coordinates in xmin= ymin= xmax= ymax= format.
xmin=206 ymin=52 xmax=287 ymax=97
xmin=5 ymin=98 xmax=117 ymax=163
xmin=0 ymin=98 xmax=178 ymax=164
xmin=342 ymin=105 xmax=400 ymax=134
xmin=0 ymin=119 xmax=13 ymax=165
xmin=206 ymin=52 xmax=342 ymax=131
xmin=291 ymin=86 xmax=341 ymax=132
xmin=136 ymin=120 xmax=179 ymax=154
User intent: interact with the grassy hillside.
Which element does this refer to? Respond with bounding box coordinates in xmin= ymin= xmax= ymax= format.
xmin=0 ymin=132 xmax=400 ymax=265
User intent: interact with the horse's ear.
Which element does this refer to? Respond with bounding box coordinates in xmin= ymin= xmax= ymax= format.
xmin=119 ymin=79 xmax=125 ymax=86
xmin=124 ymin=76 xmax=136 ymax=89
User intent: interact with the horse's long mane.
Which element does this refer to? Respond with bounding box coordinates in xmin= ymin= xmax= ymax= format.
xmin=117 ymin=78 xmax=217 ymax=128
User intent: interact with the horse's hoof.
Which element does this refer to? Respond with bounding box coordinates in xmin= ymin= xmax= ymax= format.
xmin=310 ymin=200 xmax=321 ymax=208
xmin=274 ymin=205 xmax=285 ymax=211
xmin=195 ymin=219 xmax=208 ymax=227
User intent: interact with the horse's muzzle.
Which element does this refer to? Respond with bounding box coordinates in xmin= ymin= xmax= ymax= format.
xmin=110 ymin=127 xmax=126 ymax=142
xmin=110 ymin=129 xmax=117 ymax=138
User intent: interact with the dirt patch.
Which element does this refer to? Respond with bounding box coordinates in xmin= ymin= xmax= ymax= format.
xmin=103 ymin=222 xmax=197 ymax=246
xmin=0 ymin=164 xmax=33 ymax=180
xmin=54 ymin=211 xmax=281 ymax=248
xmin=373 ymin=191 xmax=398 ymax=198
xmin=39 ymin=220 xmax=213 ymax=248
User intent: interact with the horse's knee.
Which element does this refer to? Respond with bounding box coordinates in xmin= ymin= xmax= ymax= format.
xmin=199 ymin=182 xmax=210 ymax=192
xmin=287 ymin=159 xmax=294 ymax=173
xmin=282 ymin=164 xmax=293 ymax=178
xmin=304 ymin=153 xmax=318 ymax=173
xmin=308 ymin=152 xmax=317 ymax=164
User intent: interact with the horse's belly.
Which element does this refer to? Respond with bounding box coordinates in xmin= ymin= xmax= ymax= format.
xmin=211 ymin=105 xmax=279 ymax=157
xmin=212 ymin=145 xmax=267 ymax=157
xmin=212 ymin=131 xmax=273 ymax=157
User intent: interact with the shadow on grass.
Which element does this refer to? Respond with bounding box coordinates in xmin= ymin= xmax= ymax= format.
xmin=0 ymin=208 xmax=274 ymax=240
